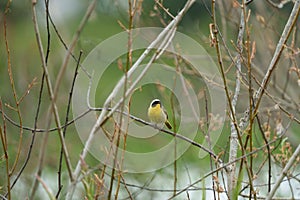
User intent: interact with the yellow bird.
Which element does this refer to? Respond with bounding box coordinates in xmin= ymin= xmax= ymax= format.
xmin=147 ymin=99 xmax=172 ymax=129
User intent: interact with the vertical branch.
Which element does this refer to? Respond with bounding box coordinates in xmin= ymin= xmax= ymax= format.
xmin=171 ymin=97 xmax=177 ymax=198
xmin=243 ymin=3 xmax=256 ymax=198
xmin=3 ymin=0 xmax=24 ymax=177
xmin=211 ymin=0 xmax=256 ymax=198
xmin=255 ymin=115 xmax=272 ymax=192
xmin=0 ymin=99 xmax=10 ymax=200
xmin=113 ymin=0 xmax=137 ymax=199
xmin=44 ymin=0 xmax=51 ymax=62
xmin=210 ymin=0 xmax=241 ymax=142
xmin=204 ymin=89 xmax=217 ymax=200
xmin=2 ymin=3 xmax=11 ymax=200
xmin=107 ymin=131 xmax=119 ymax=200
xmin=170 ymin=63 xmax=178 ymax=198
xmin=35 ymin=175 xmax=56 ymax=200
xmin=31 ymin=0 xmax=74 ymax=181
xmin=227 ymin=7 xmax=244 ymax=198
xmin=56 ymin=51 xmax=83 ymax=199
xmin=165 ymin=7 xmax=179 ymax=197
xmin=30 ymin=118 xmax=50 ymax=199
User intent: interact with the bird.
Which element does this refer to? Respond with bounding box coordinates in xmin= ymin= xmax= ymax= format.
xmin=147 ymin=99 xmax=172 ymax=130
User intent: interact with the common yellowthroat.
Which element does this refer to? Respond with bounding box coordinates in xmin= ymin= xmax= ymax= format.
xmin=148 ymin=99 xmax=172 ymax=129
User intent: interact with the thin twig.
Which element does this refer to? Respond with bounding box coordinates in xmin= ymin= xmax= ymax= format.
xmin=227 ymin=5 xmax=244 ymax=198
xmin=35 ymin=175 xmax=56 ymax=200
xmin=17 ymin=77 xmax=38 ymax=105
xmin=255 ymin=114 xmax=272 ymax=192
xmin=243 ymin=3 xmax=256 ymax=198
xmin=30 ymin=118 xmax=50 ymax=199
xmin=56 ymin=51 xmax=83 ymax=199
xmin=0 ymin=99 xmax=10 ymax=200
xmin=204 ymin=89 xmax=217 ymax=200
xmin=211 ymin=0 xmax=246 ymax=172
xmin=3 ymin=0 xmax=24 ymax=179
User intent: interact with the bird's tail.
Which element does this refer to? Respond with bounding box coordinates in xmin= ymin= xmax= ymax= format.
xmin=165 ymin=120 xmax=172 ymax=129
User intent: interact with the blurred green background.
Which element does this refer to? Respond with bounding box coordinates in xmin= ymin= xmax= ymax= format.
xmin=0 ymin=0 xmax=299 ymax=199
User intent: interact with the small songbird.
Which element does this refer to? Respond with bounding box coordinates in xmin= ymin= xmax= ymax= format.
xmin=147 ymin=99 xmax=172 ymax=129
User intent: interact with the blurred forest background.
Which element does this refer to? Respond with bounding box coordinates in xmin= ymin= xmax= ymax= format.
xmin=0 ymin=0 xmax=300 ymax=199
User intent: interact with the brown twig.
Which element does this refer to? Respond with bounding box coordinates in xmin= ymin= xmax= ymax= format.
xmin=255 ymin=114 xmax=272 ymax=192
xmin=0 ymin=99 xmax=10 ymax=200
xmin=204 ymin=89 xmax=217 ymax=200
xmin=243 ymin=3 xmax=256 ymax=198
xmin=3 ymin=0 xmax=24 ymax=180
xmin=17 ymin=77 xmax=38 ymax=105
xmin=35 ymin=175 xmax=56 ymax=200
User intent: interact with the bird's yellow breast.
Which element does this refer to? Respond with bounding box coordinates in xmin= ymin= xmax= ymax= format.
xmin=148 ymin=104 xmax=166 ymax=123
